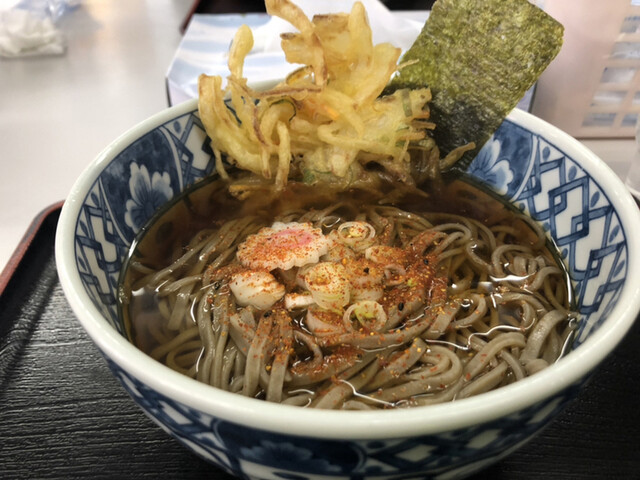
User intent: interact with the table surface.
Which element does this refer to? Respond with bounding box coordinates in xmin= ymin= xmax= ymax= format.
xmin=0 ymin=0 xmax=193 ymax=274
xmin=0 ymin=0 xmax=637 ymax=275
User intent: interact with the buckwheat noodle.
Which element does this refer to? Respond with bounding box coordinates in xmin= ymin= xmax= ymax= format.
xmin=123 ymin=182 xmax=576 ymax=409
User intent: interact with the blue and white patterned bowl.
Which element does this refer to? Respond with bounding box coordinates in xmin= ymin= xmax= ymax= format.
xmin=55 ymin=97 xmax=640 ymax=480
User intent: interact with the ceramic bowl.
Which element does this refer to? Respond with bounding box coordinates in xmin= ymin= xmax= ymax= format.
xmin=55 ymin=98 xmax=640 ymax=480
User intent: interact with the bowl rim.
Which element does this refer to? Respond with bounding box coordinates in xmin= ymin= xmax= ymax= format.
xmin=55 ymin=98 xmax=640 ymax=440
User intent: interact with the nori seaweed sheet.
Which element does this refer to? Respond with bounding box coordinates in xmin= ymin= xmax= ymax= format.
xmin=387 ymin=0 xmax=563 ymax=174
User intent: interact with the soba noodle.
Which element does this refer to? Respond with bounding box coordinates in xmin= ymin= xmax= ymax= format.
xmin=120 ymin=178 xmax=576 ymax=409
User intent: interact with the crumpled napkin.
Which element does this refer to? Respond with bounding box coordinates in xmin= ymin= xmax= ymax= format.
xmin=0 ymin=8 xmax=65 ymax=58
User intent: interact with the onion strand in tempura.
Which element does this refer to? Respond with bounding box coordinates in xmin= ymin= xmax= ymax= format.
xmin=197 ymin=0 xmax=474 ymax=192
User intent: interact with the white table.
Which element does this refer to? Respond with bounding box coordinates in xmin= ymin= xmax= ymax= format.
xmin=0 ymin=1 xmax=636 ymax=274
xmin=0 ymin=0 xmax=192 ymax=273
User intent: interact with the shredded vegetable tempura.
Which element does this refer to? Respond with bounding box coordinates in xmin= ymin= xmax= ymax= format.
xmin=198 ymin=0 xmax=473 ymax=193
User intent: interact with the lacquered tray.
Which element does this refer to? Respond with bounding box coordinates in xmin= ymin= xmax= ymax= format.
xmin=0 ymin=204 xmax=638 ymax=479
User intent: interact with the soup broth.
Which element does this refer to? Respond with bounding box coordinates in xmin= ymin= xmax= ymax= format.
xmin=119 ymin=176 xmax=576 ymax=409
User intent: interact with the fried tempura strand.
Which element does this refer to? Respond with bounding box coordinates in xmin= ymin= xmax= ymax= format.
xmin=197 ymin=0 xmax=442 ymax=190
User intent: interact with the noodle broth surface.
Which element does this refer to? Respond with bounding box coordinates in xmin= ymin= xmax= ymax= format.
xmin=119 ymin=177 xmax=576 ymax=409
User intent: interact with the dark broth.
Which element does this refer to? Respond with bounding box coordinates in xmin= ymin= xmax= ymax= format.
xmin=118 ymin=176 xmax=576 ymax=407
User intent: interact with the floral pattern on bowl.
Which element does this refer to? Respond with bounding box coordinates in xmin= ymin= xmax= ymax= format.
xmin=107 ymin=355 xmax=578 ymax=480
xmin=124 ymin=163 xmax=174 ymax=231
